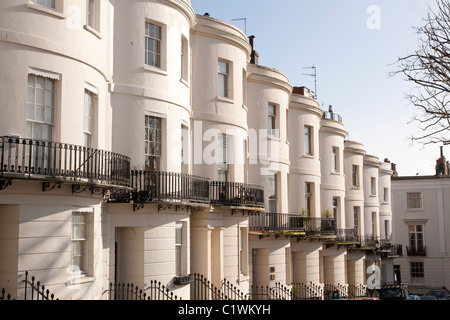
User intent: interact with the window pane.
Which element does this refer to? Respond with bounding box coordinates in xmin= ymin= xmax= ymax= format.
xmin=218 ymin=74 xmax=226 ymax=97
xmin=218 ymin=61 xmax=228 ymax=74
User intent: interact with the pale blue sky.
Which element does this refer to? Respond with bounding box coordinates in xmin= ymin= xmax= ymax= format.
xmin=191 ymin=0 xmax=441 ymax=176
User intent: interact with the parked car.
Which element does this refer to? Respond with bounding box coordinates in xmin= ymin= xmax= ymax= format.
xmin=369 ymin=285 xmax=411 ymax=300
xmin=426 ymin=289 xmax=450 ymax=300
xmin=420 ymin=295 xmax=437 ymax=300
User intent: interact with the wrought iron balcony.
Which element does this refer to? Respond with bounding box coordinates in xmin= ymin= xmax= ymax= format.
xmin=406 ymin=246 xmax=426 ymax=256
xmin=248 ymin=213 xmax=336 ymax=236
xmin=109 ymin=170 xmax=210 ymax=205
xmin=388 ymin=244 xmax=403 ymax=257
xmin=209 ymin=181 xmax=264 ymax=208
xmin=0 ymin=136 xmax=130 ymax=189
xmin=322 ymin=111 xmax=342 ymax=122
xmin=335 ymin=228 xmax=358 ymax=243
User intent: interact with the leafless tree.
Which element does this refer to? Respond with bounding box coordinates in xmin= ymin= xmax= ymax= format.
xmin=392 ymin=0 xmax=450 ymax=145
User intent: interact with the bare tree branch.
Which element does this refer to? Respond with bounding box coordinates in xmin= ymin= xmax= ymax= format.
xmin=392 ymin=0 xmax=450 ymax=145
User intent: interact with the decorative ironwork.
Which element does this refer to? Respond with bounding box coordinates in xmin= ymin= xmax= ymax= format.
xmin=173 ymin=274 xmax=194 ymax=286
xmin=0 ymin=179 xmax=12 ymax=191
xmin=1 ymin=136 xmax=130 ymax=187
xmin=110 ymin=170 xmax=210 ymax=205
xmin=249 ymin=212 xmax=336 ymax=236
xmin=209 ymin=181 xmax=264 ymax=208
xmin=42 ymin=182 xmax=61 ymax=192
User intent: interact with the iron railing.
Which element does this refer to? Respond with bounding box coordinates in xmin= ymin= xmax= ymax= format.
xmin=322 ymin=111 xmax=343 ymax=122
xmin=335 ymin=228 xmax=358 ymax=242
xmin=125 ymin=170 xmax=210 ymax=204
xmin=388 ymin=244 xmax=403 ymax=257
xmin=209 ymin=181 xmax=264 ymax=208
xmin=0 ymin=271 xmax=58 ymax=300
xmin=103 ymin=281 xmax=181 ymax=300
xmin=406 ymin=246 xmax=426 ymax=256
xmin=0 ymin=136 xmax=130 ymax=187
xmin=248 ymin=213 xmax=336 ymax=236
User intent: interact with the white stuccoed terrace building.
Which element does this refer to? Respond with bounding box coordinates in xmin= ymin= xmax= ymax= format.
xmin=0 ymin=0 xmax=398 ymax=300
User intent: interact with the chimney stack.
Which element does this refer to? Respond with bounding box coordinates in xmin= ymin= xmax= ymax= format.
xmin=436 ymin=146 xmax=450 ymax=176
xmin=248 ymin=35 xmax=259 ymax=64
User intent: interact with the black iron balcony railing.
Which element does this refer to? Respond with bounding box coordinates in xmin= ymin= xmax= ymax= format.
xmin=322 ymin=111 xmax=342 ymax=122
xmin=1 ymin=136 xmax=130 ymax=187
xmin=406 ymin=246 xmax=426 ymax=256
xmin=335 ymin=228 xmax=358 ymax=242
xmin=248 ymin=213 xmax=336 ymax=236
xmin=209 ymin=181 xmax=264 ymax=208
xmin=388 ymin=244 xmax=403 ymax=257
xmin=125 ymin=170 xmax=210 ymax=204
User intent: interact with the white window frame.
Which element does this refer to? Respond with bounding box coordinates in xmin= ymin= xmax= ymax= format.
xmin=268 ymin=104 xmax=278 ymax=138
xmin=408 ymin=224 xmax=425 ymax=252
xmin=352 ymin=165 xmax=359 ymax=188
xmin=268 ymin=173 xmax=278 ymax=213
xmin=145 ymin=115 xmax=162 ymax=171
xmin=217 ymin=133 xmax=230 ymax=182
xmin=180 ymin=36 xmax=188 ymax=83
xmin=371 ymin=177 xmax=377 ymax=196
xmin=83 ymin=89 xmax=97 ymax=148
xmin=410 ymin=262 xmax=425 ymax=283
xmin=71 ymin=212 xmax=91 ymax=275
xmin=175 ymin=223 xmax=187 ymax=277
xmin=332 ymin=147 xmax=339 ymax=173
xmin=218 ymin=59 xmax=232 ymax=99
xmin=354 ymin=206 xmax=360 ymax=235
xmin=406 ymin=192 xmax=423 ymax=211
xmin=27 ymin=73 xmax=57 ymax=142
xmin=304 ymin=125 xmax=313 ymax=156
xmin=35 ymin=0 xmax=57 ymax=10
xmin=145 ymin=21 xmax=164 ymax=69
xmin=239 ymin=226 xmax=248 ymax=276
xmin=27 ymin=0 xmax=66 ymax=18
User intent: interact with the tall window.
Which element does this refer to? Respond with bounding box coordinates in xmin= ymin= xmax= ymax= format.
xmin=175 ymin=224 xmax=183 ymax=276
xmin=27 ymin=74 xmax=55 ymax=142
xmin=408 ymin=225 xmax=424 ymax=252
xmin=239 ymin=228 xmax=248 ymax=275
xmin=371 ymin=177 xmax=377 ymax=195
xmin=217 ymin=134 xmax=229 ymax=182
xmin=332 ymin=147 xmax=339 ymax=172
xmin=268 ymin=173 xmax=278 ymax=213
xmin=332 ymin=197 xmax=339 ymax=220
xmin=145 ymin=22 xmax=162 ymax=68
xmin=84 ymin=90 xmax=95 ymax=148
xmin=305 ymin=182 xmax=313 ymax=216
xmin=87 ymin=0 xmax=96 ymax=29
xmin=145 ymin=116 xmax=162 ymax=171
xmin=383 ymin=187 xmax=389 ymax=202
xmin=181 ymin=125 xmax=189 ymax=174
xmin=407 ymin=192 xmax=422 ymax=210
xmin=384 ymin=220 xmax=390 ymax=239
xmin=218 ymin=60 xmax=230 ymax=98
xmin=304 ymin=126 xmax=312 ymax=155
xmin=36 ymin=0 xmax=56 ymax=9
xmin=352 ymin=165 xmax=359 ymax=187
xmin=181 ymin=37 xmax=188 ymax=81
xmin=268 ymin=104 xmax=277 ymax=137
xmin=372 ymin=212 xmax=377 ymax=235
xmin=72 ymin=212 xmax=88 ymax=274
xmin=354 ymin=206 xmax=360 ymax=234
